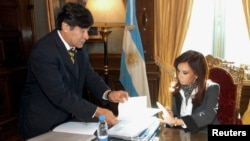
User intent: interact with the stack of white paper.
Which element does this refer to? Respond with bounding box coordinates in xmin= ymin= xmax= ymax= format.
xmin=107 ymin=96 xmax=161 ymax=140
xmin=52 ymin=96 xmax=160 ymax=136
xmin=117 ymin=96 xmax=160 ymax=120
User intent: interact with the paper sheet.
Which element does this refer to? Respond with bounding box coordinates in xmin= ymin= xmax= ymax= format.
xmin=52 ymin=96 xmax=160 ymax=135
xmin=53 ymin=121 xmax=98 ymax=135
xmin=118 ymin=96 xmax=160 ymax=120
xmin=28 ymin=132 xmax=96 ymax=141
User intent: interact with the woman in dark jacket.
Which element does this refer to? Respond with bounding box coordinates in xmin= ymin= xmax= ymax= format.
xmin=160 ymin=50 xmax=220 ymax=132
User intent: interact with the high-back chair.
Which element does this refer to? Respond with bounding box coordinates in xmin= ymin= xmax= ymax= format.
xmin=206 ymin=55 xmax=244 ymax=124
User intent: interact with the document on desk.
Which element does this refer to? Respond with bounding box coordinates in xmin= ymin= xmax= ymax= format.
xmin=52 ymin=121 xmax=98 ymax=135
xmin=117 ymin=96 xmax=160 ymax=120
xmin=109 ymin=96 xmax=161 ymax=140
xmin=52 ymin=96 xmax=160 ymax=136
xmin=28 ymin=132 xmax=96 ymax=141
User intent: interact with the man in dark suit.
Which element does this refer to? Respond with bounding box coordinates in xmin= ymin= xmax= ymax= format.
xmin=17 ymin=2 xmax=129 ymax=140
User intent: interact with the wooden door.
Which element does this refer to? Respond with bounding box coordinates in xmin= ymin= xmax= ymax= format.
xmin=136 ymin=0 xmax=160 ymax=107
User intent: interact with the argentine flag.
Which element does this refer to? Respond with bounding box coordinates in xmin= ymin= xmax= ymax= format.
xmin=119 ymin=0 xmax=151 ymax=107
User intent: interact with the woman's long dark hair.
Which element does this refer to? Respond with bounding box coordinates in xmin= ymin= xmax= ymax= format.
xmin=172 ymin=50 xmax=209 ymax=106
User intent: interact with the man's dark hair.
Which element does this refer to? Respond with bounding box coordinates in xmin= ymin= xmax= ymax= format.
xmin=56 ymin=2 xmax=93 ymax=30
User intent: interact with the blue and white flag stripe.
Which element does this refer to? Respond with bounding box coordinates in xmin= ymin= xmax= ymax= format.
xmin=120 ymin=0 xmax=151 ymax=107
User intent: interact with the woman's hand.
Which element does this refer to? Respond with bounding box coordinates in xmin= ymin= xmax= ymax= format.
xmin=158 ymin=109 xmax=175 ymax=126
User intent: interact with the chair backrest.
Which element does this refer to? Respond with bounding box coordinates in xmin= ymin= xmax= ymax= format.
xmin=206 ymin=55 xmax=244 ymax=124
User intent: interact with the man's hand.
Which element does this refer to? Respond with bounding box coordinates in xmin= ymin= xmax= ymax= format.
xmin=107 ymin=90 xmax=129 ymax=103
xmin=95 ymin=107 xmax=119 ymax=125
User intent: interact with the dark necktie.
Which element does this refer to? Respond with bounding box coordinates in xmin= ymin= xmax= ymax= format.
xmin=68 ymin=48 xmax=76 ymax=64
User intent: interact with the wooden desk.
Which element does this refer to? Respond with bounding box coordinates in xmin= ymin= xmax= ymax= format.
xmin=156 ymin=124 xmax=208 ymax=141
xmin=28 ymin=124 xmax=208 ymax=141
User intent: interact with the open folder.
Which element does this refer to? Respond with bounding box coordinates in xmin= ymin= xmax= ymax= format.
xmin=108 ymin=116 xmax=160 ymax=140
xmin=52 ymin=96 xmax=160 ymax=140
xmin=108 ymin=96 xmax=161 ymax=140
